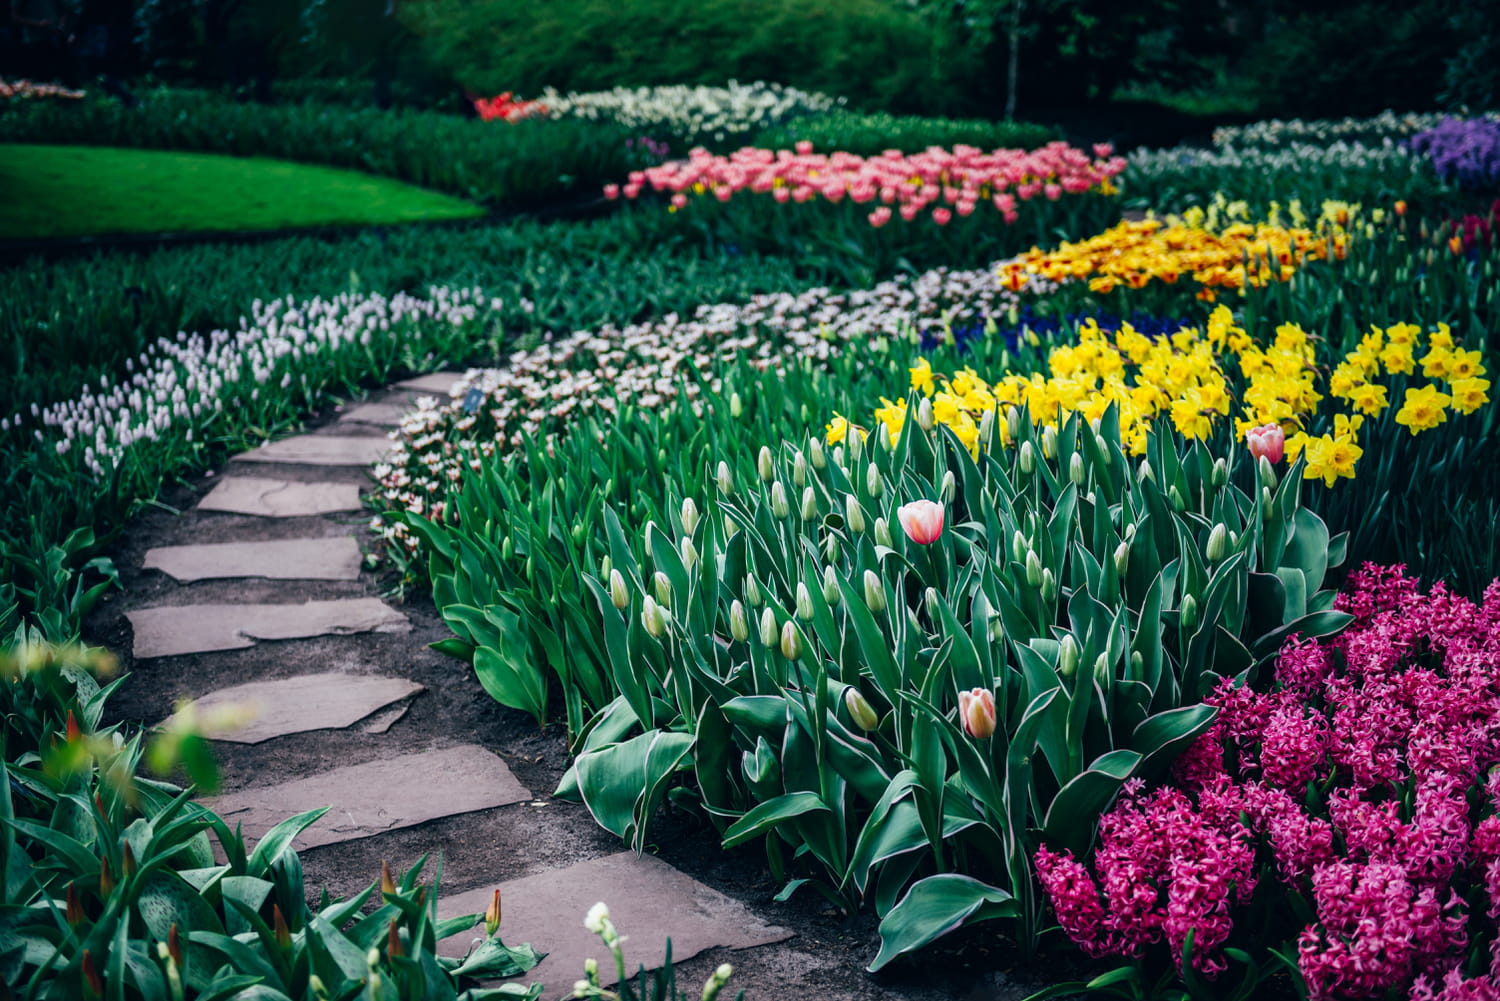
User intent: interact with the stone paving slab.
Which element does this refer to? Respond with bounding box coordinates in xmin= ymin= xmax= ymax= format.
xmin=165 ymin=673 xmax=424 ymax=743
xmin=437 ymin=852 xmax=792 ymax=990
xmin=127 ymin=599 xmax=410 ymax=659
xmin=143 ymin=537 xmax=363 ymax=582
xmin=202 ymin=745 xmax=531 ymax=849
xmin=197 ymin=477 xmax=363 ymax=517
xmin=395 ymin=371 xmax=466 ymax=394
xmin=232 ymin=436 xmax=391 ymax=467
xmin=338 ymin=402 xmax=407 ymax=427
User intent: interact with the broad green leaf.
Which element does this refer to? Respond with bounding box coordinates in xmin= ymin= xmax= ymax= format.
xmin=870 ymin=875 xmax=1017 ymax=971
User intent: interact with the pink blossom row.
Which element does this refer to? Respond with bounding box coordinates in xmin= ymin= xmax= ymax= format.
xmin=603 ymin=140 xmax=1126 ymax=227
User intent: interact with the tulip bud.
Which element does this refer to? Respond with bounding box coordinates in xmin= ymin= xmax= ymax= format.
xmin=832 ymin=445 xmax=846 ymax=470
xmin=1181 ymin=594 xmax=1199 ymax=631
xmin=642 ymin=596 xmax=667 ymax=637
xmin=771 ymin=481 xmax=790 ymax=519
xmin=1041 ymin=568 xmax=1058 ymax=604
xmin=822 ymin=566 xmax=840 ymax=604
xmin=745 ymin=573 xmax=762 ymax=607
xmin=1261 ymin=485 xmax=1274 ymax=515
xmin=485 ymin=889 xmax=502 ymax=936
xmin=653 ymin=571 xmax=672 ymax=606
xmin=1006 ymin=405 xmax=1022 ymax=441
xmin=925 ymin=587 xmax=941 ymax=625
xmin=1018 ymin=440 xmax=1036 ymax=475
xmin=863 ymin=570 xmax=886 ymax=613
xmin=1058 ymin=634 xmax=1079 ymax=678
xmin=845 ymin=494 xmax=866 ymax=534
xmin=1113 ymin=541 xmax=1130 ymax=579
xmin=387 ymin=918 xmax=404 ymax=960
xmin=82 ymin=951 xmax=104 ymax=999
xmin=940 ymin=470 xmax=956 ymax=503
xmin=866 ymin=462 xmax=883 ymax=499
xmin=844 ymin=687 xmax=880 ymax=731
xmin=730 ymin=600 xmax=750 ymax=642
xmin=780 ymin=621 xmax=804 ymax=660
xmin=680 ymin=536 xmax=699 ymax=572
xmin=809 ymin=437 xmax=827 ymax=469
xmin=1042 ymin=425 xmax=1058 ymax=459
xmin=502 ymin=534 xmax=514 ymax=560
xmin=273 ymin=904 xmax=292 ymax=949
xmin=916 ymin=396 xmax=935 ymax=431
xmin=758 ymin=446 xmax=774 ymax=482
xmin=681 ymin=498 xmax=699 ymax=536
xmin=1025 ymin=550 xmax=1043 ymax=588
xmin=823 ymin=534 xmax=840 ymax=563
xmin=381 ymin=859 xmax=397 ymax=896
xmin=1138 ymin=459 xmax=1154 ymax=483
xmin=849 ymin=429 xmax=864 ymax=463
xmin=1168 ymin=485 xmax=1185 ymax=511
xmin=874 ymin=516 xmax=892 ymax=547
xmin=793 ymin=451 xmax=808 ymax=487
xmin=1211 ymin=457 xmax=1228 ymax=489
xmin=601 ymin=555 xmax=612 ymax=578
xmin=66 ymin=884 xmax=84 ymax=928
xmin=99 ymin=859 xmax=114 ymax=897
xmin=1093 ymin=653 xmax=1111 ymax=686
xmin=122 ymin=842 xmax=136 ymax=879
xmin=988 ymin=613 xmax=1004 ymax=643
xmin=1069 ymin=452 xmax=1085 ymax=486
xmin=801 ymin=486 xmax=817 ymax=520
xmin=796 ymin=582 xmax=814 ymax=621
xmin=716 ymin=460 xmax=734 ymax=497
xmin=1011 ymin=529 xmax=1027 ymax=564
xmin=730 ymin=392 xmax=743 ymax=418
xmin=958 ymin=688 xmax=997 ymax=739
xmin=1206 ymin=523 xmax=1227 ymax=563
xmin=1095 ymin=433 xmax=1111 ymax=464
xmin=1258 ymin=455 xmax=1277 ymax=491
xmin=759 ymin=608 xmax=777 ymax=647
xmin=979 ymin=408 xmax=997 ymax=450
xmin=1246 ymin=423 xmax=1285 ymax=465
xmin=1130 ymin=650 xmax=1144 ymax=677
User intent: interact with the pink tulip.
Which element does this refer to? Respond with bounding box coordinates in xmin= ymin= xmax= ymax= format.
xmin=897 ymin=499 xmax=945 ymax=545
xmin=603 ymin=184 xmax=620 ymax=200
xmin=795 ymin=140 xmax=814 ymax=155
xmin=1093 ymin=142 xmax=1114 ymax=158
xmin=958 ymin=688 xmax=997 ymax=739
xmin=623 ymin=183 xmax=641 ymax=199
xmin=868 ymin=207 xmax=892 ymax=228
xmin=1044 ymin=183 xmax=1062 ymax=201
xmin=956 ymin=199 xmax=976 ymax=217
xmin=773 ymin=186 xmax=790 ymax=203
xmin=899 ymin=203 xmax=919 ymax=222
xmin=670 ymin=193 xmax=688 ymax=209
xmin=1246 ymin=423 xmax=1286 ymax=464
xmin=932 ymin=207 xmax=952 ymax=226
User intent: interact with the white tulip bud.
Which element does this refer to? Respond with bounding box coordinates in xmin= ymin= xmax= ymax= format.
xmin=730 ymin=600 xmax=749 ymax=642
xmin=609 ymin=568 xmax=629 ymax=610
xmin=845 ymin=494 xmax=866 ymax=534
xmin=771 ymin=481 xmax=790 ymax=519
xmin=758 ymin=446 xmax=774 ymax=482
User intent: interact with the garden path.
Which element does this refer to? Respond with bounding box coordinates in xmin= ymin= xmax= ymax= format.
xmin=92 ymin=373 xmax=1046 ymax=1001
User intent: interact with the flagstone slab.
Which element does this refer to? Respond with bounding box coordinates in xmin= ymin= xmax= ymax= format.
xmin=339 ymin=402 xmax=407 ymax=427
xmin=197 ymin=477 xmax=363 ymax=517
xmin=232 ymin=435 xmax=391 ymax=467
xmin=166 ymin=673 xmax=423 ymax=743
xmin=395 ymin=371 xmax=466 ymax=394
xmin=202 ymin=745 xmax=531 ymax=849
xmin=143 ymin=537 xmax=363 ymax=582
xmin=436 ymin=852 xmax=791 ymax=989
xmin=127 ymin=598 xmax=410 ymax=659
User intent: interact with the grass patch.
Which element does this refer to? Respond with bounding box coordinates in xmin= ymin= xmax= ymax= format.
xmin=0 ymin=144 xmax=484 ymax=240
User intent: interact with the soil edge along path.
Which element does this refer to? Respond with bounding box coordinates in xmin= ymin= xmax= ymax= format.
xmin=89 ymin=373 xmax=1060 ymax=1001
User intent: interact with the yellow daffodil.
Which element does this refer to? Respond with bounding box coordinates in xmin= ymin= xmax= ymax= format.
xmin=1394 ymin=384 xmax=1452 ymax=434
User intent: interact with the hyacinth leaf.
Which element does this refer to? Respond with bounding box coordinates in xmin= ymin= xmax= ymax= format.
xmin=1041 ymin=749 xmax=1142 ymax=856
xmin=245 ymin=806 xmax=329 ymax=874
xmin=722 ymin=791 xmax=831 ymax=849
xmin=869 ymin=874 xmax=1018 ymax=972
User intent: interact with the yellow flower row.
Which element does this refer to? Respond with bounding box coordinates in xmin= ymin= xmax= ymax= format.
xmin=996 ymin=200 xmax=1360 ymax=302
xmin=831 ymin=308 xmax=1488 ymax=489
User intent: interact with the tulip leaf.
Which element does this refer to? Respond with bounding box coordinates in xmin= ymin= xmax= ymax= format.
xmin=722 ymin=791 xmax=830 ymax=849
xmin=1041 ymin=748 xmax=1142 ymax=855
xmin=1133 ymin=703 xmax=1219 ymax=770
xmin=870 ymin=874 xmax=1017 ymax=971
xmin=575 ymin=730 xmax=694 ymax=850
xmin=248 ymin=806 xmax=329 ymax=873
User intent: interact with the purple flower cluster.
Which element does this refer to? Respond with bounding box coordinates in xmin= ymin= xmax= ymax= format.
xmin=1409 ymin=118 xmax=1500 ymax=190
xmin=1036 ymin=565 xmax=1500 ymax=999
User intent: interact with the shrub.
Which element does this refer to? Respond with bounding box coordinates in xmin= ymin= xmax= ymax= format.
xmin=399 ymin=0 xmax=971 ymax=116
xmin=753 ymin=111 xmax=1059 ymax=158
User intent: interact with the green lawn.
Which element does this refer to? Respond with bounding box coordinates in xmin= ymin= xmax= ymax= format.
xmin=0 ymin=144 xmax=485 ymax=240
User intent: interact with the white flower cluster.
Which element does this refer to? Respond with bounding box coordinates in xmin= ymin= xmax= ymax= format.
xmin=372 ymin=261 xmax=1053 ymax=542
xmin=13 ymin=288 xmax=493 ymax=480
xmin=538 ymin=80 xmax=842 ymax=144
xmin=1128 ymin=140 xmax=1427 ymax=177
xmin=1212 ymin=110 xmax=1500 ymax=150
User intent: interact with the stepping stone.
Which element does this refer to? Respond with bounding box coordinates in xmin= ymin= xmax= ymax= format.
xmin=396 ymin=371 xmax=466 ymax=395
xmin=233 ymin=436 xmax=390 ymax=467
xmin=165 ymin=673 xmax=424 ymax=744
xmin=339 ymin=402 xmax=407 ymax=427
xmin=436 ymin=852 xmax=791 ymax=990
xmin=201 ymin=745 xmax=530 ymax=849
xmin=143 ymin=537 xmax=363 ymax=582
xmin=127 ymin=598 xmax=410 ymax=659
xmin=197 ymin=477 xmax=363 ymax=517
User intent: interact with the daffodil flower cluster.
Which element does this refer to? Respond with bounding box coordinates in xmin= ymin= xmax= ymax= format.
xmin=997 ymin=198 xmax=1359 ymax=302
xmin=835 ymin=308 xmax=1488 ymax=490
xmin=1211 ymin=110 xmax=1500 ymax=150
xmin=535 ymin=81 xmax=841 ymax=145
